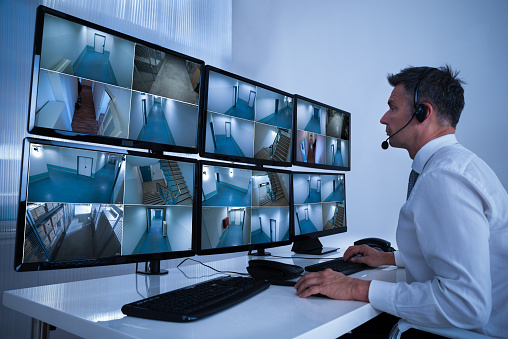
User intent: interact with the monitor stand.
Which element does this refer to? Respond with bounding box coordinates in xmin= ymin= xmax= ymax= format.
xmin=136 ymin=260 xmax=169 ymax=275
xmin=248 ymin=248 xmax=271 ymax=256
xmin=292 ymin=238 xmax=338 ymax=255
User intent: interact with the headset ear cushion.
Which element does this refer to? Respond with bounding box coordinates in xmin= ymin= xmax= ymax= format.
xmin=415 ymin=104 xmax=427 ymax=122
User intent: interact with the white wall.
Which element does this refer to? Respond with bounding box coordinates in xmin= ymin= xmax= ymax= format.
xmin=165 ymin=206 xmax=192 ymax=251
xmin=122 ymin=205 xmax=147 ymax=254
xmin=321 ymin=175 xmax=336 ymax=201
xmin=37 ymin=71 xmax=78 ymax=131
xmin=239 ymin=82 xmax=256 ymax=104
xmin=207 ymin=71 xmax=238 ymax=113
xmin=293 ymin=174 xmax=309 ymax=204
xmin=322 ymin=203 xmax=335 ymax=225
xmin=202 ymin=165 xmax=217 ymax=199
xmin=40 ymin=14 xmax=87 ymax=72
xmin=35 ymin=71 xmax=56 ymax=111
xmin=201 ymin=206 xmax=227 ymax=248
xmin=108 ymin=86 xmax=132 ymax=137
xmin=161 ymin=98 xmax=198 ymax=147
xmin=217 ymin=166 xmax=251 ymax=191
xmin=296 ymin=99 xmax=313 ymax=130
xmin=27 ymin=146 xmax=49 ymax=179
xmin=41 ymin=146 xmax=100 ymax=175
xmin=208 ymin=112 xmax=255 ymax=156
xmin=179 ymin=162 xmax=195 ymax=196
xmin=255 ymin=87 xmax=285 ymax=121
xmin=232 ymin=0 xmax=508 ymax=246
xmin=92 ymin=83 xmax=131 ymax=137
xmin=58 ymin=72 xmax=78 ymax=130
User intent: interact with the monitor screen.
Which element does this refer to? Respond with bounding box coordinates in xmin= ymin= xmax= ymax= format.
xmin=200 ymin=66 xmax=294 ymax=167
xmin=293 ymin=95 xmax=351 ymax=171
xmin=197 ymin=161 xmax=293 ymax=255
xmin=28 ymin=6 xmax=203 ymax=153
xmin=15 ymin=138 xmax=197 ymax=272
xmin=292 ymin=171 xmax=347 ymax=254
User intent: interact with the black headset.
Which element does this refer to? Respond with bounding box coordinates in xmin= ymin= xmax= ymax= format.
xmin=413 ymin=67 xmax=436 ymax=123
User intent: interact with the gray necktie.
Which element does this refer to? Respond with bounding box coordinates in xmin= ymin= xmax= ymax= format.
xmin=407 ymin=169 xmax=419 ymax=200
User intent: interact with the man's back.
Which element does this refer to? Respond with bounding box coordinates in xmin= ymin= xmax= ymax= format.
xmin=398 ymin=141 xmax=508 ymax=337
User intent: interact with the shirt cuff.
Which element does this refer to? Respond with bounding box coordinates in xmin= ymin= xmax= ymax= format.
xmin=368 ymin=280 xmax=398 ymax=316
xmin=394 ymin=250 xmax=405 ymax=268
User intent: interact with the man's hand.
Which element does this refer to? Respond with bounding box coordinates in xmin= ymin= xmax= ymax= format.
xmin=294 ymin=269 xmax=371 ymax=301
xmin=343 ymin=244 xmax=395 ymax=267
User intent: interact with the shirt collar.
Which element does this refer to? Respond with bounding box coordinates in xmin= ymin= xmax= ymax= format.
xmin=412 ymin=134 xmax=458 ymax=174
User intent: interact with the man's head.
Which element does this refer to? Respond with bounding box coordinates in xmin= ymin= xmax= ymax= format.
xmin=380 ymin=66 xmax=465 ymax=158
xmin=387 ymin=65 xmax=465 ymax=128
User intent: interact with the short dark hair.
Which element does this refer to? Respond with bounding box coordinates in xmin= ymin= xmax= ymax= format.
xmin=387 ymin=65 xmax=465 ymax=128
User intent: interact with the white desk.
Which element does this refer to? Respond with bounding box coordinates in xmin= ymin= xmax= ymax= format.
xmin=3 ymin=252 xmax=405 ymax=339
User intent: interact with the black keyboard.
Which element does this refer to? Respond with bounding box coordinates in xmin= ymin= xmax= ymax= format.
xmin=304 ymin=257 xmax=368 ymax=275
xmin=121 ymin=276 xmax=270 ymax=322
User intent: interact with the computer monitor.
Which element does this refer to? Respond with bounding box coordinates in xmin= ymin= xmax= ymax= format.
xmin=200 ymin=66 xmax=294 ymax=167
xmin=28 ymin=6 xmax=204 ymax=153
xmin=197 ymin=161 xmax=293 ymax=256
xmin=292 ymin=171 xmax=347 ymax=254
xmin=293 ymin=95 xmax=351 ymax=171
xmin=15 ymin=138 xmax=197 ymax=273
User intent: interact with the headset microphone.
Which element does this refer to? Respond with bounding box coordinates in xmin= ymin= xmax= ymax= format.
xmin=381 ymin=113 xmax=415 ymax=150
xmin=381 ymin=139 xmax=389 ymax=150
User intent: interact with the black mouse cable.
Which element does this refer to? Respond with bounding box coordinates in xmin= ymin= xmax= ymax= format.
xmin=176 ymin=257 xmax=250 ymax=279
xmin=268 ymin=254 xmax=343 ymax=261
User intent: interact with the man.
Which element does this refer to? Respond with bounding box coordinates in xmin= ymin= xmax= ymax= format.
xmin=294 ymin=66 xmax=508 ymax=338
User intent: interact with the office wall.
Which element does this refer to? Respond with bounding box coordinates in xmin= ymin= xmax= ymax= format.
xmin=0 ymin=1 xmax=232 ymax=338
xmin=232 ymin=0 xmax=508 ymax=246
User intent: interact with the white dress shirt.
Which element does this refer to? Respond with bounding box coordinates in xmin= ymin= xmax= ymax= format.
xmin=368 ymin=134 xmax=508 ymax=337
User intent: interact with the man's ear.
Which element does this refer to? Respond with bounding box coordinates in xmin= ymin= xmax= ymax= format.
xmin=420 ymin=102 xmax=435 ymax=123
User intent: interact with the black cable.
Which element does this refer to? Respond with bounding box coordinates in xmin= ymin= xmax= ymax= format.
xmin=176 ymin=257 xmax=250 ymax=279
xmin=268 ymin=254 xmax=343 ymax=261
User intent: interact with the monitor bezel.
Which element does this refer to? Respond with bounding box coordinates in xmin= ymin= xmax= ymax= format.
xmin=196 ymin=160 xmax=294 ymax=256
xmin=291 ymin=170 xmax=347 ymax=244
xmin=198 ymin=65 xmax=295 ymax=167
xmin=28 ymin=6 xmax=204 ymax=154
xmin=15 ymin=137 xmax=198 ymax=272
xmin=292 ymin=94 xmax=351 ymax=171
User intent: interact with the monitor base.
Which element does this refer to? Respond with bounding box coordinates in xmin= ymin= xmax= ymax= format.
xmin=248 ymin=249 xmax=271 ymax=256
xmin=292 ymin=238 xmax=338 ymax=255
xmin=136 ymin=260 xmax=169 ymax=275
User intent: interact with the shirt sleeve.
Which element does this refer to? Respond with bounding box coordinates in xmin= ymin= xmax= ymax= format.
xmin=394 ymin=250 xmax=405 ymax=268
xmin=370 ymin=168 xmax=492 ymax=329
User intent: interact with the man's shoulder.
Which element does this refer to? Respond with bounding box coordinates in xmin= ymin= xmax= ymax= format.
xmin=427 ymin=143 xmax=476 ymax=172
xmin=426 ymin=143 xmax=500 ymax=186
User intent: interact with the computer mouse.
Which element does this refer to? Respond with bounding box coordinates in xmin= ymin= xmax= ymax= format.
xmin=247 ymin=259 xmax=303 ymax=281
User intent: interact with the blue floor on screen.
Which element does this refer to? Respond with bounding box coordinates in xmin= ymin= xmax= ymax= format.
xmin=28 ymin=163 xmax=117 ymax=203
xmin=202 ymin=181 xmax=251 ymax=207
xmin=74 ymin=50 xmax=117 ymax=85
